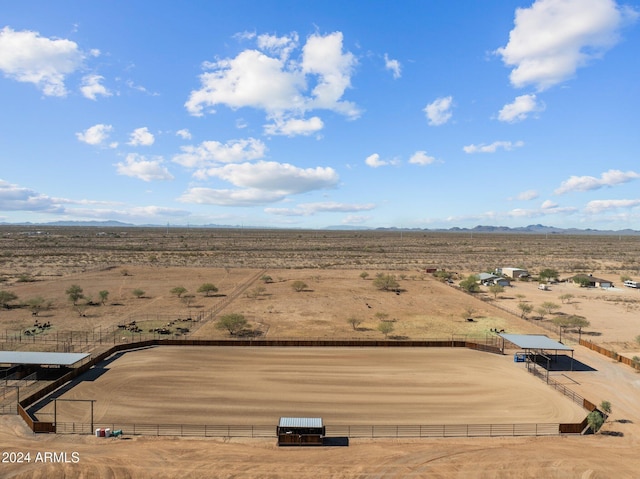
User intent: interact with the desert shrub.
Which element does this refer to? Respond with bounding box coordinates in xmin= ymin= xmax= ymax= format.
xmin=347 ymin=317 xmax=363 ymax=330
xmin=198 ymin=283 xmax=218 ymax=296
xmin=216 ymin=313 xmax=248 ymax=335
xmin=24 ymin=296 xmax=52 ymax=315
xmin=587 ymin=411 xmax=604 ymax=433
xmin=246 ymin=286 xmax=266 ymax=299
xmin=99 ymin=290 xmax=109 ymax=305
xmin=65 ymin=285 xmax=84 ymax=305
xmin=373 ymin=274 xmax=399 ymax=291
xmin=171 ymin=286 xmax=187 ymax=298
xmin=459 ymin=275 xmax=479 ymax=293
xmin=291 ymin=280 xmax=307 ymax=292
xmin=16 ymin=274 xmax=36 ymax=283
xmin=539 ymin=268 xmax=559 ymax=281
xmin=559 ymin=294 xmax=574 ymax=304
xmin=517 ymin=302 xmax=533 ymax=319
xmin=0 ymin=290 xmax=18 ymax=308
xmin=433 ymin=270 xmax=452 ymax=282
xmin=377 ymin=321 xmax=394 ymax=338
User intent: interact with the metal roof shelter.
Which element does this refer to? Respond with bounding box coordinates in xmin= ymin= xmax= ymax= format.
xmin=0 ymin=351 xmax=90 ymax=367
xmin=277 ymin=417 xmax=325 ymax=446
xmin=499 ymin=334 xmax=573 ymax=352
xmin=278 ymin=417 xmax=323 ymax=429
xmin=498 ymin=334 xmax=574 ymax=371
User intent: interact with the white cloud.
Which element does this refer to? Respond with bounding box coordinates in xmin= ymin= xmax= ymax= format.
xmin=76 ymin=124 xmax=114 ymax=146
xmin=178 ymin=187 xmax=288 ymax=206
xmin=384 ymin=53 xmax=401 ymax=79
xmin=463 ymin=140 xmax=524 ymax=153
xmin=0 ymin=27 xmax=85 ymax=96
xmin=0 ymin=179 xmax=191 ymax=222
xmin=201 ymin=160 xmax=339 ymax=194
xmin=496 ymin=0 xmax=638 ymax=90
xmin=256 ymin=32 xmax=299 ymax=60
xmin=265 ymin=201 xmax=375 ymax=216
xmin=185 ymin=31 xmax=359 ymax=131
xmin=408 ymin=151 xmax=437 ymax=166
xmin=234 ymin=31 xmax=257 ymax=42
xmin=173 ymin=138 xmax=266 ymax=169
xmin=365 ymin=153 xmax=386 ymax=168
xmin=541 ymin=199 xmax=558 ymax=209
xmin=301 ymin=32 xmax=359 ymax=117
xmin=498 ymin=94 xmax=544 ymax=122
xmin=186 ymin=49 xmax=304 ymax=116
xmin=124 ymin=206 xmax=190 ymax=218
xmin=80 ymin=74 xmax=111 ymax=100
xmin=0 ymin=179 xmax=63 ymax=212
xmin=424 ymin=96 xmax=453 ymax=126
xmin=516 ymin=190 xmax=539 ymax=201
xmin=73 ymin=205 xmax=191 ymax=220
xmin=125 ymin=79 xmax=159 ymax=96
xmin=128 ymin=127 xmax=155 ymax=146
xmin=176 ymin=129 xmax=192 ymax=140
xmin=555 ymin=169 xmax=640 ymax=194
xmin=584 ymin=198 xmax=640 ymax=213
xmin=264 ymin=116 xmax=324 ymax=136
xmin=115 ymin=153 xmax=174 ymax=182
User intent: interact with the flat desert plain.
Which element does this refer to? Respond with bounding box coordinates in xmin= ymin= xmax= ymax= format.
xmin=2 ymin=227 xmax=640 ymax=478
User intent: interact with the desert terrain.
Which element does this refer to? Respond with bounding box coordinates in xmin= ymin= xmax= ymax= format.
xmin=1 ymin=226 xmax=640 ymax=478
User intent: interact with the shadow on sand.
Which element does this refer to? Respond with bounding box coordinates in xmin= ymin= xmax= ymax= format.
xmin=531 ymin=353 xmax=596 ymax=372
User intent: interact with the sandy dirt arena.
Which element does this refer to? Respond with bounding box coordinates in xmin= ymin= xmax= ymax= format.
xmin=33 ymin=347 xmax=586 ymax=426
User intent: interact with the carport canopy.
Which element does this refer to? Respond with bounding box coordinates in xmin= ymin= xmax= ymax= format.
xmin=499 ymin=334 xmax=573 ymax=352
xmin=498 ymin=334 xmax=574 ymax=370
xmin=0 ymin=351 xmax=89 ymax=367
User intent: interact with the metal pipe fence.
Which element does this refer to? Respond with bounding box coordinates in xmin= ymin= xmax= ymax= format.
xmin=0 ymin=403 xmax=17 ymax=415
xmin=0 ymin=330 xmax=502 ymax=354
xmin=54 ymin=422 xmax=562 ymax=438
xmin=526 ymin=360 xmax=586 ymax=410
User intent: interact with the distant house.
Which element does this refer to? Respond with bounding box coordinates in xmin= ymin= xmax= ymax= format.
xmin=571 ymin=274 xmax=613 ymax=289
xmin=478 ymin=273 xmax=511 ymax=287
xmin=498 ymin=267 xmax=529 ymax=279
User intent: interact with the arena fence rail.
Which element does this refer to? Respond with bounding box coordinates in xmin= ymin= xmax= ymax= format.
xmin=14 ymin=338 xmax=594 ymax=437
xmin=54 ymin=422 xmax=563 ymax=438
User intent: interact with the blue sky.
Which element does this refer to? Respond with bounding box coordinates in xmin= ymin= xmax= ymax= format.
xmin=1 ymin=0 xmax=639 ymax=229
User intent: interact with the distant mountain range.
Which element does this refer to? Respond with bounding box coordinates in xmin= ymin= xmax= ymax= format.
xmin=1 ymin=220 xmax=638 ymax=235
xmin=375 ymin=224 xmax=640 ymax=235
